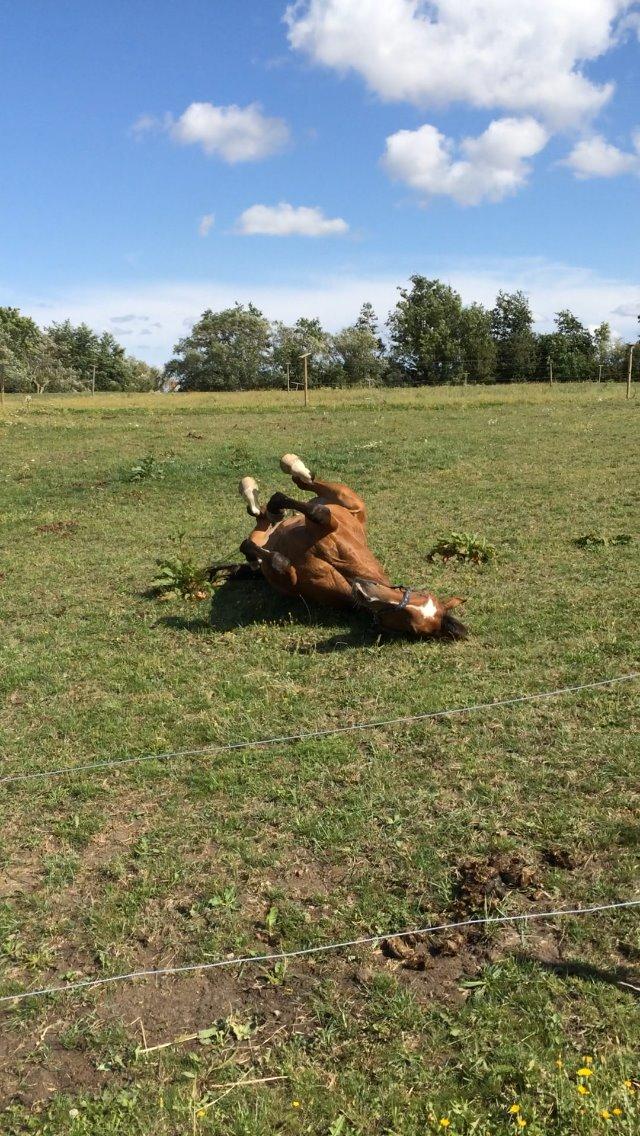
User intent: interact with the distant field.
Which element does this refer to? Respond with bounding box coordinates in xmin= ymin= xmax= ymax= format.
xmin=1 ymin=384 xmax=638 ymax=1135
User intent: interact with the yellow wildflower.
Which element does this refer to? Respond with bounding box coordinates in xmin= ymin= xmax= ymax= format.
xmin=623 ymin=1080 xmax=632 ymax=1089
xmin=577 ymin=1085 xmax=589 ymax=1096
xmin=516 ymin=1119 xmax=527 ymax=1129
xmin=439 ymin=1121 xmax=451 ymax=1129
xmin=577 ymin=1068 xmax=593 ymax=1077
xmin=196 ymin=1110 xmax=206 ymax=1119
xmin=292 ymin=1100 xmax=301 ymax=1108
xmin=555 ymin=1058 xmax=563 ymax=1068
xmin=582 ymin=1056 xmax=594 ymax=1065
xmin=508 ymin=1104 xmax=521 ymax=1114
xmin=600 ymin=1111 xmax=611 ymax=1120
xmin=612 ymin=1109 xmax=623 ymax=1117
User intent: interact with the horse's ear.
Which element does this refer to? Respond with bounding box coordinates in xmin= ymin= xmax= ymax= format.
xmin=444 ymin=596 xmax=464 ymax=611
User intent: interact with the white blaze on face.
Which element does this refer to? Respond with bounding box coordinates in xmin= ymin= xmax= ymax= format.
xmin=239 ymin=476 xmax=261 ymax=516
xmin=412 ymin=597 xmax=438 ymax=621
xmin=280 ymin=453 xmax=312 ymax=481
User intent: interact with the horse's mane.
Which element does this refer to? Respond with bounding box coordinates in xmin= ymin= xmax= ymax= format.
xmin=440 ymin=612 xmax=468 ymax=640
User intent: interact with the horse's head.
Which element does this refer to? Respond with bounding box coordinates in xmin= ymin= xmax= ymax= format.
xmin=352 ymin=579 xmax=468 ymax=640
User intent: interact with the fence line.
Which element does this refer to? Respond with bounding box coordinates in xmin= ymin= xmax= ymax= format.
xmin=1 ymin=673 xmax=637 ymax=787
xmin=1 ymin=899 xmax=637 ymax=1006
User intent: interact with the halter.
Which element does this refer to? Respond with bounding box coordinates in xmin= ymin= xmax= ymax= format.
xmin=366 ymin=584 xmax=413 ymax=626
xmin=395 ymin=586 xmax=413 ymax=610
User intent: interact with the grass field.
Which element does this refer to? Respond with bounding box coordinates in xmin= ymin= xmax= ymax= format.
xmin=1 ymin=384 xmax=638 ymax=1135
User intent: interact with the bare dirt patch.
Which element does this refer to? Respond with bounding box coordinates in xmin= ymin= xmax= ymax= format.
xmin=35 ymin=521 xmax=79 ymax=536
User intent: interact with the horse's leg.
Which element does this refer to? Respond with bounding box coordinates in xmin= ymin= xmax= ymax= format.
xmin=239 ymin=475 xmax=262 ymax=517
xmin=239 ymin=475 xmax=286 ymax=524
xmin=239 ymin=538 xmax=298 ymax=589
xmin=265 ymin=491 xmax=339 ymax=533
xmin=279 ymin=454 xmax=366 ymax=523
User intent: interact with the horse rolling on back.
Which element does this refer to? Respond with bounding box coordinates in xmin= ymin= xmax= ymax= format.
xmin=234 ymin=454 xmax=468 ymax=640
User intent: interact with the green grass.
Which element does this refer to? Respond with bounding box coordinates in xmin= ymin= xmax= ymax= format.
xmin=1 ymin=384 xmax=638 ymax=1135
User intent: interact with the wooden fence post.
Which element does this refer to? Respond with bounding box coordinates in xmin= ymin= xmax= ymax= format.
xmin=547 ymin=356 xmax=553 ymax=384
xmin=627 ymin=345 xmax=634 ymax=400
xmin=299 ymin=352 xmax=310 ymax=407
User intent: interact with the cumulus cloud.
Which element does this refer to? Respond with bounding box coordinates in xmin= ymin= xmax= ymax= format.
xmin=236 ymin=202 xmax=349 ymax=236
xmin=563 ymin=132 xmax=640 ymax=177
xmin=383 ymin=117 xmax=548 ymax=205
xmin=168 ymin=102 xmax=289 ymax=162
xmin=285 ymin=0 xmax=627 ymax=127
xmin=198 ymin=213 xmax=215 ymax=237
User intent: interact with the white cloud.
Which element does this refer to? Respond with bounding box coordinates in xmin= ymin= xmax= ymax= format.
xmin=383 ymin=116 xmax=548 ymax=205
xmin=236 ymin=203 xmax=349 ymax=236
xmin=198 ymin=213 xmax=215 ymax=237
xmin=611 ymin=301 xmax=640 ymax=316
xmin=168 ymin=102 xmax=289 ymax=162
xmin=285 ymin=0 xmax=628 ymax=127
xmin=563 ymin=132 xmax=640 ymax=177
xmin=130 ymin=113 xmax=163 ymax=138
xmin=10 ymin=259 xmax=639 ymax=365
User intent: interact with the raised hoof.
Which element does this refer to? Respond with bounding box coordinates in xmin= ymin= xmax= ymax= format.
xmin=239 ymin=476 xmax=261 ymax=517
xmin=280 ymin=453 xmax=312 ymax=481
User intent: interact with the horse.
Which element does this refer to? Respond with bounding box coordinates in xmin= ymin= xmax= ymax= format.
xmin=226 ymin=454 xmax=467 ymax=640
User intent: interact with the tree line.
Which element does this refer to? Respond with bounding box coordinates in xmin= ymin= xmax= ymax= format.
xmin=1 ymin=277 xmax=637 ymax=394
xmin=0 ymin=308 xmax=160 ymax=394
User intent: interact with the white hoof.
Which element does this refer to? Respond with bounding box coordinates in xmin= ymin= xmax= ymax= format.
xmin=239 ymin=476 xmax=261 ymax=516
xmin=280 ymin=453 xmax=312 ymax=481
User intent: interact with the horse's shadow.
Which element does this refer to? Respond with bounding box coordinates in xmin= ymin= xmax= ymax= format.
xmin=157 ymin=573 xmax=388 ymax=652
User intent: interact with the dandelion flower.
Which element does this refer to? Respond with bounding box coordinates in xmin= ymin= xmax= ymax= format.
xmin=516 ymin=1120 xmax=527 ymax=1130
xmin=600 ymin=1111 xmax=611 ymax=1120
xmin=439 ymin=1121 xmax=451 ymax=1129
xmin=196 ymin=1109 xmax=206 ymax=1119
xmin=508 ymin=1105 xmax=521 ymax=1114
xmin=577 ymin=1085 xmax=589 ymax=1095
xmin=623 ymin=1080 xmax=632 ymax=1089
xmin=577 ymin=1068 xmax=593 ymax=1077
xmin=612 ymin=1109 xmax=623 ymax=1117
xmin=292 ymin=1100 xmax=301 ymax=1108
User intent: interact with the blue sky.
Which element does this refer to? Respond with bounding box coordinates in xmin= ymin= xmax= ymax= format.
xmin=1 ymin=0 xmax=639 ymax=363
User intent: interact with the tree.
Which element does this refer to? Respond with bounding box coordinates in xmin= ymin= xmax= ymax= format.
xmin=166 ymin=303 xmax=272 ymax=391
xmin=333 ymin=322 xmax=387 ymax=386
xmin=0 ymin=307 xmax=42 ymax=358
xmin=387 ymin=276 xmax=465 ymax=384
xmin=541 ymin=310 xmax=595 ymax=381
xmin=23 ymin=334 xmax=80 ymax=394
xmin=490 ymin=291 xmax=538 ymax=382
xmin=593 ymin=321 xmax=612 ymax=378
xmin=460 ymin=302 xmax=497 ymax=384
xmin=271 ymin=316 xmax=341 ymax=387
xmin=0 ymin=331 xmax=25 ymax=394
xmin=47 ymin=320 xmax=99 ymax=385
xmin=122 ymin=357 xmax=162 ymax=391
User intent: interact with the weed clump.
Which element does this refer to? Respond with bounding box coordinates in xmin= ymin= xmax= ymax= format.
xmin=126 ymin=454 xmax=165 ymax=482
xmin=427 ymin=531 xmax=495 ymax=565
xmin=151 ymin=533 xmax=210 ymax=601
xmin=574 ymin=533 xmax=633 ymax=549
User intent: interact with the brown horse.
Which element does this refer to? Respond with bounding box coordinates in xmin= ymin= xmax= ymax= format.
xmin=233 ymin=454 xmax=467 ymax=640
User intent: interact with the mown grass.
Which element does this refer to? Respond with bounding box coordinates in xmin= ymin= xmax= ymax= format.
xmin=0 ymin=384 xmax=638 ymax=1135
